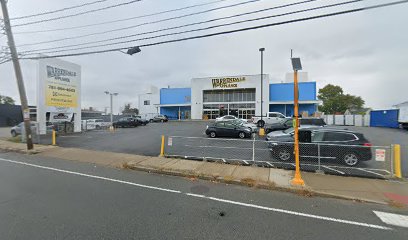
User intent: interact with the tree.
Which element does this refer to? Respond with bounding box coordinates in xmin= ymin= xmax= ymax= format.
xmin=0 ymin=94 xmax=15 ymax=105
xmin=318 ymin=84 xmax=365 ymax=114
xmin=122 ymin=103 xmax=139 ymax=115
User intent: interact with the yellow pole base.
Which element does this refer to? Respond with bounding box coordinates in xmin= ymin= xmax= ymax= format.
xmin=259 ymin=128 xmax=265 ymax=136
xmin=291 ymin=172 xmax=305 ymax=186
xmin=109 ymin=126 xmax=115 ymax=132
xmin=393 ymin=144 xmax=402 ymax=178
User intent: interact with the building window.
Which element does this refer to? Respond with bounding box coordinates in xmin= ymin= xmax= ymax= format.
xmin=203 ymin=88 xmax=255 ymax=103
xmin=144 ymin=100 xmax=150 ymax=105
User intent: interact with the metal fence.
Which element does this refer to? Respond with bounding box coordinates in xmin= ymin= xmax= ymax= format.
xmin=164 ymin=136 xmax=395 ymax=179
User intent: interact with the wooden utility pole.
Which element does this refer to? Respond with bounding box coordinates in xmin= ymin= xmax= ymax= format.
xmin=1 ymin=0 xmax=34 ymax=150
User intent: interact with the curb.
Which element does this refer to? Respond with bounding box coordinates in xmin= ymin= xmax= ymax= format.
xmin=126 ymin=163 xmax=385 ymax=205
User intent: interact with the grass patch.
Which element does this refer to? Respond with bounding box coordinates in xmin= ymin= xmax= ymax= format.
xmin=7 ymin=136 xmax=21 ymax=143
xmin=387 ymin=200 xmax=406 ymax=209
xmin=296 ymin=189 xmax=314 ymax=197
xmin=241 ymin=178 xmax=257 ymax=187
xmin=122 ymin=162 xmax=133 ymax=169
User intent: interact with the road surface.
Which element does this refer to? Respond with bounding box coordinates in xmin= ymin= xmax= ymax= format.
xmin=0 ymin=152 xmax=407 ymax=239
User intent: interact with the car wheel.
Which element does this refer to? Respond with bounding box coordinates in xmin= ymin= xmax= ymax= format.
xmin=257 ymin=120 xmax=265 ymax=128
xmin=149 ymin=119 xmax=153 ymax=123
xmin=209 ymin=131 xmax=216 ymax=138
xmin=238 ymin=132 xmax=246 ymax=139
xmin=11 ymin=130 xmax=17 ymax=137
xmin=96 ymin=125 xmax=101 ymax=130
xmin=277 ymin=149 xmax=292 ymax=161
xmin=343 ymin=153 xmax=359 ymax=167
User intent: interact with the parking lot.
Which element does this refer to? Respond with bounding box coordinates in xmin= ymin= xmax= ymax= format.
xmin=6 ymin=121 xmax=407 ymax=178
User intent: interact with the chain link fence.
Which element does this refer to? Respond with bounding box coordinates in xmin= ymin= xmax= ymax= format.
xmin=164 ymin=136 xmax=396 ymax=179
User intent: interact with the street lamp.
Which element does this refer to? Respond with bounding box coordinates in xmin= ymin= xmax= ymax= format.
xmin=290 ymin=52 xmax=305 ymax=186
xmin=105 ymin=91 xmax=119 ymax=126
xmin=259 ymin=47 xmax=265 ymax=136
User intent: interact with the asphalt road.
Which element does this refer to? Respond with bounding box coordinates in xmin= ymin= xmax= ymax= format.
xmin=47 ymin=121 xmax=408 ymax=178
xmin=0 ymin=152 xmax=407 ymax=240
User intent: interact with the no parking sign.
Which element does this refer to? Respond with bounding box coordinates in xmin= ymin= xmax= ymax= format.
xmin=375 ymin=149 xmax=386 ymax=161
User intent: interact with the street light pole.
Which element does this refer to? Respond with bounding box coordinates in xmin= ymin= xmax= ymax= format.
xmin=1 ymin=0 xmax=33 ymax=150
xmin=259 ymin=48 xmax=265 ymax=136
xmin=290 ymin=53 xmax=305 ymax=186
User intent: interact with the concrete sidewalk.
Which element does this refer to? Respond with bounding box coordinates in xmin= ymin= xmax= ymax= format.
xmin=0 ymin=139 xmax=407 ymax=206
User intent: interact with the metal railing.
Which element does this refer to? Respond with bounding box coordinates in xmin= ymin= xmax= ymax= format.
xmin=164 ymin=135 xmax=396 ymax=179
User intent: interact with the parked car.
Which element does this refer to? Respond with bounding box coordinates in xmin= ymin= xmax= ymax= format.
xmin=10 ymin=121 xmax=55 ymax=137
xmin=231 ymin=119 xmax=258 ymax=132
xmin=215 ymin=115 xmax=239 ymax=122
xmin=85 ymin=119 xmax=110 ymax=130
xmin=265 ymin=117 xmax=326 ymax=134
xmin=205 ymin=121 xmax=252 ymax=138
xmin=265 ymin=125 xmax=317 ymax=141
xmin=112 ymin=117 xmax=140 ymax=128
xmin=267 ymin=128 xmax=372 ymax=166
xmin=151 ymin=115 xmax=168 ymax=122
xmin=250 ymin=112 xmax=288 ymax=127
xmin=135 ymin=116 xmax=149 ymax=125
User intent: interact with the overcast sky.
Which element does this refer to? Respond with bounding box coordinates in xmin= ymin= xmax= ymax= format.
xmin=1 ymin=0 xmax=407 ymax=113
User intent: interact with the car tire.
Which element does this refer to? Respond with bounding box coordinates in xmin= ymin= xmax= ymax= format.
xmin=257 ymin=120 xmax=265 ymax=128
xmin=238 ymin=132 xmax=246 ymax=139
xmin=209 ymin=131 xmax=216 ymax=138
xmin=342 ymin=153 xmax=360 ymax=167
xmin=11 ymin=130 xmax=17 ymax=137
xmin=96 ymin=125 xmax=101 ymax=130
xmin=149 ymin=119 xmax=153 ymax=123
xmin=277 ymin=148 xmax=292 ymax=161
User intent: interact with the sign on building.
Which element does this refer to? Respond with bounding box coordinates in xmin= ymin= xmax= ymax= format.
xmin=37 ymin=58 xmax=81 ymax=134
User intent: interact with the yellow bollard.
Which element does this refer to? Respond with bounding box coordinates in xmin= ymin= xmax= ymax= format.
xmin=160 ymin=135 xmax=165 ymax=157
xmin=259 ymin=128 xmax=265 ymax=136
xmin=393 ymin=144 xmax=402 ymax=178
xmin=52 ymin=129 xmax=56 ymax=146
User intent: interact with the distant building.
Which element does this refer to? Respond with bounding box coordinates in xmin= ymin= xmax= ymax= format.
xmin=138 ymin=74 xmax=319 ymax=120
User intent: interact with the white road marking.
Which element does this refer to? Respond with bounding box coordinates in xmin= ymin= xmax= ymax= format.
xmin=322 ymin=166 xmax=346 ymax=175
xmin=0 ymin=157 xmax=392 ymax=231
xmin=374 ymin=211 xmax=408 ymax=228
xmin=266 ymin=162 xmax=274 ymax=167
xmin=357 ymin=168 xmax=387 ymax=178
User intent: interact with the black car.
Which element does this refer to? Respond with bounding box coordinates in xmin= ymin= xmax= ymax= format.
xmin=135 ymin=116 xmax=149 ymax=125
xmin=205 ymin=121 xmax=252 ymax=139
xmin=267 ymin=128 xmax=372 ymax=166
xmin=113 ymin=117 xmax=140 ymax=128
xmin=151 ymin=115 xmax=168 ymax=122
xmin=265 ymin=117 xmax=326 ymax=134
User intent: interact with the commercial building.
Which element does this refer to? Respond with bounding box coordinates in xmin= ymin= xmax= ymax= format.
xmin=138 ymin=74 xmax=319 ymax=120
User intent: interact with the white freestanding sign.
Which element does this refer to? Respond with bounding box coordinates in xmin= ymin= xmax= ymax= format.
xmin=37 ymin=58 xmax=81 ymax=134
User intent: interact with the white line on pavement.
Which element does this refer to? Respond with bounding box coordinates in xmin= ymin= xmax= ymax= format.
xmin=373 ymin=211 xmax=408 ymax=228
xmin=0 ymin=157 xmax=392 ymax=231
xmin=322 ymin=166 xmax=346 ymax=175
xmin=357 ymin=168 xmax=387 ymax=178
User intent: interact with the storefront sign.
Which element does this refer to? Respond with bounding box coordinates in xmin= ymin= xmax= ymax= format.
xmin=50 ymin=112 xmax=73 ymax=122
xmin=211 ymin=77 xmax=245 ymax=88
xmin=45 ymin=65 xmax=78 ymax=108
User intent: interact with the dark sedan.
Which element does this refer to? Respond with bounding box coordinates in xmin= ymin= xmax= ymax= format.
xmin=267 ymin=128 xmax=372 ymax=167
xmin=205 ymin=121 xmax=252 ymax=139
xmin=113 ymin=117 xmax=140 ymax=128
xmin=265 ymin=117 xmax=326 ymax=134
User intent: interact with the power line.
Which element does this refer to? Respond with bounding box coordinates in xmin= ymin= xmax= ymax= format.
xmin=19 ymin=0 xmax=408 ymax=60
xmin=10 ymin=0 xmax=111 ymax=20
xmin=12 ymin=0 xmax=142 ymax=27
xmin=19 ymin=0 xmax=360 ymax=55
xmin=14 ymin=0 xmax=229 ymax=34
xmin=17 ymin=0 xmax=260 ymax=47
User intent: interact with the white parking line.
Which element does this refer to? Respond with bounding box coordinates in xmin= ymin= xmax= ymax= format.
xmin=374 ymin=211 xmax=408 ymax=228
xmin=266 ymin=162 xmax=275 ymax=167
xmin=322 ymin=166 xmax=346 ymax=175
xmin=357 ymin=168 xmax=388 ymax=178
xmin=0 ymin=157 xmax=392 ymax=231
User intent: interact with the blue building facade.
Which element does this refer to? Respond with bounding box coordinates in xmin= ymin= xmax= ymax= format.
xmin=158 ymin=81 xmax=318 ymax=120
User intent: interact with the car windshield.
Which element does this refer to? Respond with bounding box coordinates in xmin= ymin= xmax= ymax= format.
xmin=231 ymin=120 xmax=243 ymax=126
xmin=283 ymin=127 xmax=294 ymax=134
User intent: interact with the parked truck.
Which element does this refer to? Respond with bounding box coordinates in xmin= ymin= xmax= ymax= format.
xmin=249 ymin=112 xmax=288 ymax=127
xmin=396 ymin=101 xmax=408 ymax=130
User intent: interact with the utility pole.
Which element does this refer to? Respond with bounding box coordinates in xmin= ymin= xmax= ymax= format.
xmin=259 ymin=47 xmax=265 ymax=136
xmin=1 ymin=0 xmax=33 ymax=150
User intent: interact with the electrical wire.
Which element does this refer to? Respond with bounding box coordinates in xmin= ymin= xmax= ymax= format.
xmin=10 ymin=0 xmax=111 ymax=20
xmin=14 ymin=0 xmax=229 ymax=34
xmin=19 ymin=0 xmax=408 ymax=60
xmin=17 ymin=0 xmax=260 ymax=47
xmin=12 ymin=0 xmax=142 ymax=27
xmin=19 ymin=0 xmax=361 ymax=54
